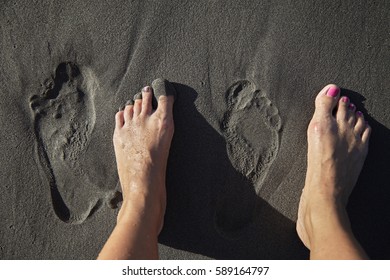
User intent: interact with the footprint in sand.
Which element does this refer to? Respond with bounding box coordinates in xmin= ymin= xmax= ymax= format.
xmin=30 ymin=62 xmax=104 ymax=224
xmin=215 ymin=80 xmax=282 ymax=237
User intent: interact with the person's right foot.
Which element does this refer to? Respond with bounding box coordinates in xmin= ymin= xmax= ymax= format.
xmin=297 ymin=84 xmax=371 ymax=250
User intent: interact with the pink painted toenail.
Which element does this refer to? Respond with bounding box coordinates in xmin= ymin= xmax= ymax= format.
xmin=327 ymin=86 xmax=339 ymax=97
xmin=342 ymin=96 xmax=349 ymax=103
xmin=349 ymin=103 xmax=355 ymax=110
xmin=356 ymin=111 xmax=363 ymax=116
xmin=142 ymin=86 xmax=151 ymax=92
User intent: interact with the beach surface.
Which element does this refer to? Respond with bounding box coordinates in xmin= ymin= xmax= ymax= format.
xmin=0 ymin=0 xmax=389 ymax=259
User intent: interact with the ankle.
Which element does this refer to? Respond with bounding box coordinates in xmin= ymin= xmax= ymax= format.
xmin=120 ymin=174 xmax=165 ymax=199
xmin=117 ymin=199 xmax=163 ymax=236
xmin=304 ymin=197 xmax=352 ymax=239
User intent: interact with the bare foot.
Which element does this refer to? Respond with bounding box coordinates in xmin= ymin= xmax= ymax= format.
xmin=113 ymin=84 xmax=174 ymax=236
xmin=297 ymin=84 xmax=371 ymax=252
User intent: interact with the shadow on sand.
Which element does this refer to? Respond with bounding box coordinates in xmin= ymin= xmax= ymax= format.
xmin=343 ymin=88 xmax=390 ymax=260
xmin=159 ymin=83 xmax=308 ymax=259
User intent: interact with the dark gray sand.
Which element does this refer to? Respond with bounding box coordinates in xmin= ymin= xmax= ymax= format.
xmin=0 ymin=0 xmax=389 ymax=259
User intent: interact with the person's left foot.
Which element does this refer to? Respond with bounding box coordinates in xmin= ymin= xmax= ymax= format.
xmin=113 ymin=81 xmax=175 ymax=235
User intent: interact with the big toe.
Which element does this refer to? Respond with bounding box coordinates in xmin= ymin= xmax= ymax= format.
xmin=314 ymin=84 xmax=340 ymax=118
xmin=152 ymin=78 xmax=176 ymax=116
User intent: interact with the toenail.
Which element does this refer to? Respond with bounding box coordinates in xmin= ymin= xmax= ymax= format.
xmin=356 ymin=111 xmax=363 ymax=117
xmin=133 ymin=92 xmax=142 ymax=100
xmin=142 ymin=86 xmax=151 ymax=92
xmin=341 ymin=96 xmax=349 ymax=103
xmin=326 ymin=86 xmax=339 ymax=97
xmin=348 ymin=103 xmax=355 ymax=110
xmin=125 ymin=100 xmax=134 ymax=106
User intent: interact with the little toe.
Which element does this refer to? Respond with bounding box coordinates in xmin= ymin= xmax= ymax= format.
xmin=141 ymin=86 xmax=153 ymax=115
xmin=133 ymin=92 xmax=142 ymax=116
xmin=115 ymin=110 xmax=125 ymax=129
xmin=314 ymin=84 xmax=340 ymax=118
xmin=124 ymin=104 xmax=134 ymax=123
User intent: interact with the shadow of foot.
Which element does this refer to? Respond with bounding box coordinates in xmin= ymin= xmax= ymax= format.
xmin=159 ymin=82 xmax=306 ymax=259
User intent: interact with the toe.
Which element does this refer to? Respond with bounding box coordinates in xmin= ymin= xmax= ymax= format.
xmin=314 ymin=84 xmax=340 ymax=118
xmin=126 ymin=99 xmax=134 ymax=106
xmin=335 ymin=96 xmax=350 ymax=121
xmin=347 ymin=103 xmax=357 ymax=126
xmin=124 ymin=104 xmax=134 ymax=123
xmin=115 ymin=110 xmax=124 ymax=129
xmin=141 ymin=86 xmax=153 ymax=115
xmin=120 ymin=99 xmax=133 ymax=111
xmin=133 ymin=92 xmax=142 ymax=116
xmin=354 ymin=111 xmax=365 ymax=136
xmin=151 ymin=78 xmax=176 ymax=118
xmin=156 ymin=95 xmax=174 ymax=118
xmin=362 ymin=122 xmax=372 ymax=144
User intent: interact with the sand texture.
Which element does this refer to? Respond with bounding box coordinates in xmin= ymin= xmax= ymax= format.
xmin=0 ymin=0 xmax=389 ymax=259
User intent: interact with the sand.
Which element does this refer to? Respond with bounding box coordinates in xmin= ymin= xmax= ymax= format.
xmin=0 ymin=0 xmax=389 ymax=259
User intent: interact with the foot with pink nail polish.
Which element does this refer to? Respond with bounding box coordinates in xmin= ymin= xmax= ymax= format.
xmin=296 ymin=84 xmax=371 ymax=259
